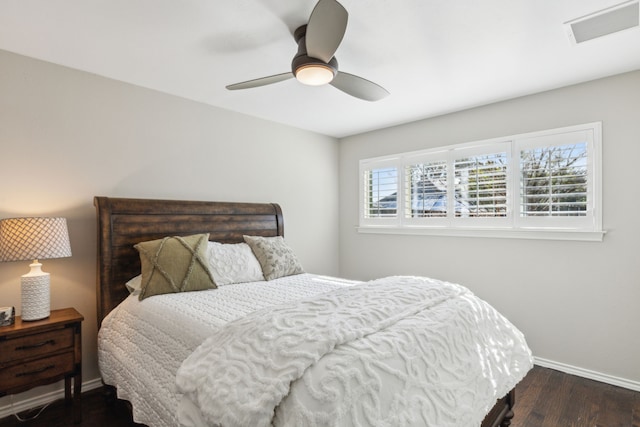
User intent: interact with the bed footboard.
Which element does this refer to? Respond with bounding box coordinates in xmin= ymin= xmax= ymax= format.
xmin=482 ymin=389 xmax=516 ymax=427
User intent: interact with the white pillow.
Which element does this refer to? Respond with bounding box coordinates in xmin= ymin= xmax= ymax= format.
xmin=207 ymin=242 xmax=264 ymax=286
xmin=125 ymin=275 xmax=142 ymax=295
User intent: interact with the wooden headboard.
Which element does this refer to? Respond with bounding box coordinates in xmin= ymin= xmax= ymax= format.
xmin=94 ymin=196 xmax=284 ymax=327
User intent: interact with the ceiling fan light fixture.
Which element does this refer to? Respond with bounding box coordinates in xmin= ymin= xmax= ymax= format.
xmin=295 ymin=63 xmax=335 ymax=86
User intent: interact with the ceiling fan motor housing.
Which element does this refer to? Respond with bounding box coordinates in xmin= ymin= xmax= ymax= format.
xmin=292 ymin=24 xmax=338 ymax=81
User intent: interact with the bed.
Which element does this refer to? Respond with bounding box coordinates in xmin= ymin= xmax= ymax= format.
xmin=94 ymin=196 xmax=532 ymax=427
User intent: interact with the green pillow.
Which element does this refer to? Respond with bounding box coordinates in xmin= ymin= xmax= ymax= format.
xmin=135 ymin=233 xmax=216 ymax=300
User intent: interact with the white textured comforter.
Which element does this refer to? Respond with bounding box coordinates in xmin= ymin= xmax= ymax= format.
xmin=99 ymin=274 xmax=532 ymax=427
xmin=176 ymin=276 xmax=532 ymax=427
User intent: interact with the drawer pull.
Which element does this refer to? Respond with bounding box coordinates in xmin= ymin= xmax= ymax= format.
xmin=15 ymin=340 xmax=55 ymax=351
xmin=16 ymin=365 xmax=55 ymax=377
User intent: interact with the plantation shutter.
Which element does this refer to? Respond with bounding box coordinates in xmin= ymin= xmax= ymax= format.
xmin=520 ymin=142 xmax=588 ymax=217
xmin=453 ymin=152 xmax=508 ymax=217
xmin=404 ymin=161 xmax=448 ymax=218
xmin=363 ymin=166 xmax=399 ymax=219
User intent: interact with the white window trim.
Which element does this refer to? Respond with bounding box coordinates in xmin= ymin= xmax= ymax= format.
xmin=357 ymin=122 xmax=605 ymax=242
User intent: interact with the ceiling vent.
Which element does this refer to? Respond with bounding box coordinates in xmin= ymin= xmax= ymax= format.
xmin=565 ymin=0 xmax=639 ymax=44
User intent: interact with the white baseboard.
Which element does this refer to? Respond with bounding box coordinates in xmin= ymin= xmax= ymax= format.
xmin=0 ymin=377 xmax=103 ymax=420
xmin=534 ymin=357 xmax=640 ymax=392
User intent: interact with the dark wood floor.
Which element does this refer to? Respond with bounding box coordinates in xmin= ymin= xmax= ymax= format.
xmin=511 ymin=366 xmax=640 ymax=427
xmin=1 ymin=366 xmax=638 ymax=427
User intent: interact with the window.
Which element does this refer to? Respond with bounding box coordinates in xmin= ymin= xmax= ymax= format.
xmin=520 ymin=144 xmax=587 ymax=217
xmin=358 ymin=123 xmax=603 ymax=241
xmin=364 ymin=167 xmax=398 ymax=219
xmin=453 ymin=149 xmax=508 ymax=219
xmin=405 ymin=158 xmax=447 ymax=219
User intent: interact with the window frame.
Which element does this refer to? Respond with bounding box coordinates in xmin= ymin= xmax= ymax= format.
xmin=357 ymin=122 xmax=604 ymax=241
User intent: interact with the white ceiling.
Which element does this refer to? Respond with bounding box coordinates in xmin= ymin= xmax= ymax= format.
xmin=1 ymin=1 xmax=639 ymax=138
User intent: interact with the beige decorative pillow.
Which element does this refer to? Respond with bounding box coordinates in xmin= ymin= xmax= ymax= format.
xmin=243 ymin=235 xmax=304 ymax=281
xmin=135 ymin=233 xmax=217 ymax=300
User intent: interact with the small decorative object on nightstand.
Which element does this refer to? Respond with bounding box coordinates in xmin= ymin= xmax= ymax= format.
xmin=0 ymin=307 xmax=84 ymax=423
xmin=0 ymin=217 xmax=72 ymax=321
xmin=0 ymin=306 xmax=15 ymax=326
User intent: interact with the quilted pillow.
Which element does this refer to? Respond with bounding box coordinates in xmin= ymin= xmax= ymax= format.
xmin=207 ymin=242 xmax=264 ymax=285
xmin=134 ymin=233 xmax=217 ymax=300
xmin=243 ymin=235 xmax=304 ymax=281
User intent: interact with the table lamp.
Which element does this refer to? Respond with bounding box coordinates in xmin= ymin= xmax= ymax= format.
xmin=0 ymin=217 xmax=71 ymax=321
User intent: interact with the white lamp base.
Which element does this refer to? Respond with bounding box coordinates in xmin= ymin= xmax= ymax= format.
xmin=21 ymin=261 xmax=50 ymax=321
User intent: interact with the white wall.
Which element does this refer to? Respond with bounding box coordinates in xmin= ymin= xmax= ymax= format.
xmin=339 ymin=71 xmax=640 ymax=386
xmin=0 ymin=49 xmax=340 ymax=407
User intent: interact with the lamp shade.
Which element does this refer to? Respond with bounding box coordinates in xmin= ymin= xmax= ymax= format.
xmin=0 ymin=217 xmax=71 ymax=262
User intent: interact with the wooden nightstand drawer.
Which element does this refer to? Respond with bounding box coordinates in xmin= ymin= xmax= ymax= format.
xmin=0 ymin=327 xmax=74 ymax=365
xmin=0 ymin=308 xmax=83 ymax=422
xmin=0 ymin=351 xmax=74 ymax=392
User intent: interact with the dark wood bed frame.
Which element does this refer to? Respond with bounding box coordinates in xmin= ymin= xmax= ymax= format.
xmin=94 ymin=196 xmax=515 ymax=427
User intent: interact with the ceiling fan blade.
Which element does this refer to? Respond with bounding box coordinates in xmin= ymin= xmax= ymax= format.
xmin=330 ymin=72 xmax=389 ymax=101
xmin=226 ymin=72 xmax=293 ymax=90
xmin=305 ymin=0 xmax=348 ymax=63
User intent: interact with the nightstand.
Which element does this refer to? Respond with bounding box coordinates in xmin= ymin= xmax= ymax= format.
xmin=0 ymin=307 xmax=83 ymax=423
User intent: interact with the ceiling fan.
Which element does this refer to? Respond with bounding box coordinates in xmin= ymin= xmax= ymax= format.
xmin=226 ymin=0 xmax=389 ymax=102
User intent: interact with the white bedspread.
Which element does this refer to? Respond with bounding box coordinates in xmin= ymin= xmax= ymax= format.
xmin=98 ymin=274 xmax=359 ymax=427
xmin=176 ymin=276 xmax=532 ymax=427
xmin=99 ymin=274 xmax=532 ymax=427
